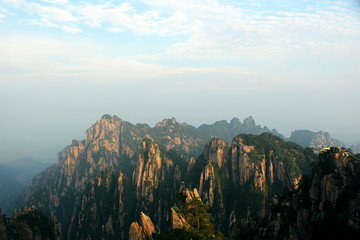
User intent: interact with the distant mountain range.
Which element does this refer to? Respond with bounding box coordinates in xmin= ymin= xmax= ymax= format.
xmin=0 ymin=157 xmax=51 ymax=185
xmin=0 ymin=157 xmax=51 ymax=204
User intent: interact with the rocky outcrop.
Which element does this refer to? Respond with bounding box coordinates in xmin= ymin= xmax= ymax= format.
xmin=129 ymin=222 xmax=145 ymax=240
xmin=170 ymin=208 xmax=190 ymax=230
xmin=182 ymin=188 xmax=201 ymax=203
xmin=129 ymin=212 xmax=156 ymax=240
xmin=245 ymin=147 xmax=360 ymax=240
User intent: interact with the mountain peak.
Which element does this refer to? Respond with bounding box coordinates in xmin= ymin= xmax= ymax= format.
xmin=230 ymin=117 xmax=240 ymax=125
xmin=243 ymin=116 xmax=255 ymax=125
xmin=155 ymin=117 xmax=179 ymax=127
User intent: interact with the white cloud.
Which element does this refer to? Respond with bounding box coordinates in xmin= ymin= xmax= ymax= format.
xmin=29 ymin=3 xmax=77 ymax=22
xmin=42 ymin=0 xmax=69 ymax=5
xmin=60 ymin=25 xmax=82 ymax=33
xmin=0 ymin=35 xmax=253 ymax=82
xmin=0 ymin=0 xmax=359 ymax=76
xmin=0 ymin=13 xmax=5 ymax=18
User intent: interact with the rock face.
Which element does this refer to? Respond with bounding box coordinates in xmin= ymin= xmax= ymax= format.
xmin=132 ymin=138 xmax=184 ymax=230
xmin=289 ymin=129 xmax=344 ymax=148
xmin=170 ymin=208 xmax=189 ymax=230
xmin=193 ymin=133 xmax=315 ymax=235
xmin=245 ymin=147 xmax=360 ymax=240
xmin=133 ymin=139 xmax=171 ymax=202
xmin=129 ymin=222 xmax=144 ymax=240
xmin=129 ymin=212 xmax=156 ymax=240
xmin=182 ymin=188 xmax=201 ymax=203
xmin=67 ymin=170 xmax=135 ymax=240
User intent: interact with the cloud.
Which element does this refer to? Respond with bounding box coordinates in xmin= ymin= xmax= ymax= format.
xmin=42 ymin=0 xmax=69 ymax=5
xmin=0 ymin=35 xmax=256 ymax=83
xmin=1 ymin=0 xmax=359 ymax=81
xmin=29 ymin=3 xmax=77 ymax=22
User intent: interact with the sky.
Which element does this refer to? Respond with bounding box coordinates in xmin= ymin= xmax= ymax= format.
xmin=0 ymin=0 xmax=359 ymax=162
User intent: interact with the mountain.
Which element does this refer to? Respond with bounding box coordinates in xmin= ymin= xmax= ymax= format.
xmin=0 ymin=173 xmax=24 ymax=203
xmin=289 ymin=130 xmax=344 ymax=149
xmin=350 ymin=143 xmax=360 ymax=154
xmin=139 ymin=188 xmax=226 ymax=240
xmin=14 ymin=114 xmax=360 ymax=240
xmin=198 ymin=116 xmax=284 ymax=144
xmin=0 ymin=157 xmax=51 ymax=205
xmin=194 ymin=133 xmax=314 ymax=236
xmin=0 ymin=115 xmax=318 ymax=240
xmin=237 ymin=147 xmax=360 ymax=240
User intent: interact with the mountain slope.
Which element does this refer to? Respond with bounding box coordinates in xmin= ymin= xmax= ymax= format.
xmin=0 ymin=157 xmax=50 ymax=185
xmin=240 ymin=147 xmax=360 ymax=240
xmin=192 ymin=133 xmax=315 ymax=236
xmin=0 ymin=173 xmax=24 ymax=203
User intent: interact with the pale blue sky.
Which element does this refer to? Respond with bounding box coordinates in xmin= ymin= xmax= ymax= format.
xmin=0 ymin=0 xmax=359 ymax=162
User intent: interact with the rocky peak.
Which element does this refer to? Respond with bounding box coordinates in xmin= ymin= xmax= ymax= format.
xmin=181 ymin=188 xmax=201 ymax=203
xmin=155 ymin=118 xmax=179 ymax=128
xmin=243 ymin=116 xmax=255 ymax=126
xmin=230 ymin=117 xmax=240 ymax=125
xmin=85 ymin=114 xmax=122 ymax=147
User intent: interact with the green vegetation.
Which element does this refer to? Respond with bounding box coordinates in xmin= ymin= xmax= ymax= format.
xmin=154 ymin=192 xmax=227 ymax=240
xmin=239 ymin=133 xmax=314 ymax=178
xmin=3 ymin=207 xmax=59 ymax=240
